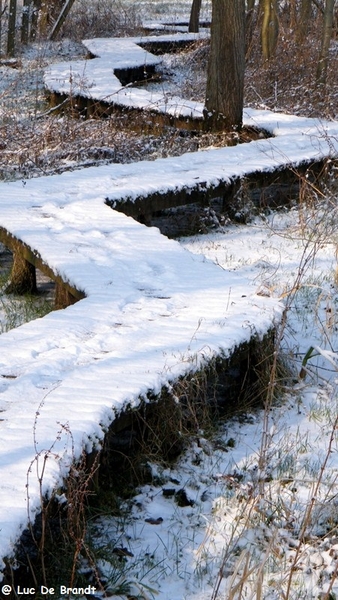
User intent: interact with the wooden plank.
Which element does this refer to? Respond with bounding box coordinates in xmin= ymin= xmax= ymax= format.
xmin=106 ymin=159 xmax=330 ymax=222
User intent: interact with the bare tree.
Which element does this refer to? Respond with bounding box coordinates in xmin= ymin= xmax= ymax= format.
xmin=204 ymin=0 xmax=245 ymax=131
xmin=316 ymin=0 xmax=335 ymax=85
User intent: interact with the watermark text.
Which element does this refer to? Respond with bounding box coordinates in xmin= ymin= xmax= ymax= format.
xmin=1 ymin=584 xmax=97 ymax=596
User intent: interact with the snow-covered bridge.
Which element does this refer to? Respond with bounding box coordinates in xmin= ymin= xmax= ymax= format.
xmin=0 ymin=160 xmax=282 ymax=574
xmin=0 ymin=33 xmax=337 ymax=580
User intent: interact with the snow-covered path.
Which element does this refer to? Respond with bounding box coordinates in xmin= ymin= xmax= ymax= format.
xmin=0 ymin=169 xmax=281 ymax=572
xmin=0 ymin=34 xmax=337 ymax=577
xmin=0 ymin=103 xmax=338 ymax=573
xmin=44 ymin=34 xmax=207 ymax=117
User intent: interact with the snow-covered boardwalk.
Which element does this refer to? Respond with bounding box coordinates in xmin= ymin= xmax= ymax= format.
xmin=0 ymin=164 xmax=282 ymax=573
xmin=0 ymin=105 xmax=338 ymax=573
xmin=44 ymin=34 xmax=207 ymax=118
xmin=42 ymin=33 xmax=338 ymax=215
xmin=0 ymin=34 xmax=337 ymax=575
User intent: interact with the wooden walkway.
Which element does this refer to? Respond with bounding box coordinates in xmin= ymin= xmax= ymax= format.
xmin=44 ymin=37 xmax=338 ymax=221
xmin=0 ymin=160 xmax=282 ymax=573
xmin=44 ymin=33 xmax=207 ymax=126
xmin=0 ymin=33 xmax=337 ymax=577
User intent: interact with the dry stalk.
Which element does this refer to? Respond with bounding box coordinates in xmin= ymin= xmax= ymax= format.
xmin=258 ymin=232 xmax=320 ymax=495
xmin=284 ymin=411 xmax=338 ymax=598
xmin=25 ymin=389 xmax=102 ymax=590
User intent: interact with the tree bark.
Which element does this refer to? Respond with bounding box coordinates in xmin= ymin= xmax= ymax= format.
xmin=30 ymin=0 xmax=41 ymax=40
xmin=246 ymin=0 xmax=258 ymax=55
xmin=7 ymin=0 xmax=17 ymax=56
xmin=21 ymin=0 xmax=32 ymax=44
xmin=49 ymin=0 xmax=76 ymax=40
xmin=38 ymin=0 xmax=64 ymax=37
xmin=297 ymin=0 xmax=312 ymax=43
xmin=0 ymin=0 xmax=2 ymax=57
xmin=261 ymin=0 xmax=279 ymax=60
xmin=188 ymin=0 xmax=202 ymax=33
xmin=289 ymin=0 xmax=298 ymax=29
xmin=204 ymin=0 xmax=245 ymax=131
xmin=316 ymin=0 xmax=335 ymax=85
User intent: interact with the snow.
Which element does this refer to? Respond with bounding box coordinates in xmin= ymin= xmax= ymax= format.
xmin=44 ymin=37 xmax=338 ymax=163
xmin=1 ymin=32 xmax=338 ymax=599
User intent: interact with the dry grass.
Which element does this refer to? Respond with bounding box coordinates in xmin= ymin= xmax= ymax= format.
xmin=245 ymin=16 xmax=338 ymax=120
xmin=59 ymin=0 xmax=144 ymax=40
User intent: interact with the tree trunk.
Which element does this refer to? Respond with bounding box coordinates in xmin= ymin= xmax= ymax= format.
xmin=188 ymin=0 xmax=202 ymax=33
xmin=30 ymin=0 xmax=41 ymax=40
xmin=49 ymin=0 xmax=77 ymax=40
xmin=0 ymin=0 xmax=2 ymax=57
xmin=297 ymin=0 xmax=312 ymax=43
xmin=261 ymin=0 xmax=279 ymax=60
xmin=7 ymin=0 xmax=17 ymax=56
xmin=289 ymin=0 xmax=298 ymax=29
xmin=204 ymin=0 xmax=245 ymax=131
xmin=38 ymin=0 xmax=50 ymax=36
xmin=246 ymin=0 xmax=258 ymax=55
xmin=316 ymin=0 xmax=335 ymax=85
xmin=21 ymin=0 xmax=32 ymax=44
xmin=38 ymin=0 xmax=64 ymax=37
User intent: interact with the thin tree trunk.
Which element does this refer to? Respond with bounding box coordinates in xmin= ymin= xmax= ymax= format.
xmin=38 ymin=0 xmax=50 ymax=37
xmin=30 ymin=0 xmax=41 ymax=40
xmin=38 ymin=0 xmax=59 ymax=37
xmin=246 ymin=0 xmax=257 ymax=55
xmin=7 ymin=0 xmax=17 ymax=56
xmin=0 ymin=0 xmax=2 ymax=57
xmin=49 ymin=0 xmax=76 ymax=40
xmin=261 ymin=0 xmax=279 ymax=60
xmin=204 ymin=0 xmax=245 ymax=131
xmin=316 ymin=0 xmax=335 ymax=85
xmin=297 ymin=0 xmax=312 ymax=43
xmin=21 ymin=0 xmax=32 ymax=44
xmin=188 ymin=0 xmax=202 ymax=33
xmin=289 ymin=0 xmax=298 ymax=29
